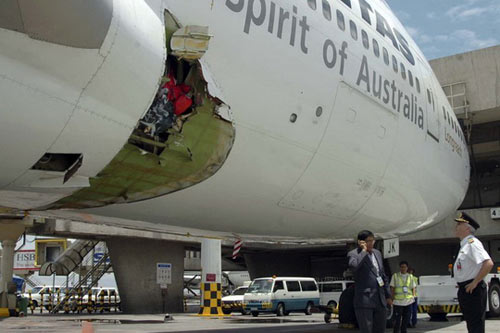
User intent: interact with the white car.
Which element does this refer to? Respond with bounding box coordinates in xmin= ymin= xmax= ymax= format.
xmin=68 ymin=287 xmax=121 ymax=312
xmin=318 ymin=280 xmax=355 ymax=309
xmin=222 ymin=286 xmax=249 ymax=315
xmin=23 ymin=286 xmax=63 ymax=309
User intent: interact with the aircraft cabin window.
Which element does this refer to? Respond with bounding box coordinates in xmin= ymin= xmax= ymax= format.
xmin=400 ymin=63 xmax=407 ymax=80
xmin=373 ymin=39 xmax=380 ymax=57
xmin=383 ymin=48 xmax=389 ymax=65
xmin=362 ymin=30 xmax=369 ymax=49
xmin=322 ymin=0 xmax=332 ymax=20
xmin=447 ymin=112 xmax=451 ymax=125
xmin=443 ymin=107 xmax=447 ymax=121
xmin=307 ymin=0 xmax=317 ymax=10
xmin=350 ymin=20 xmax=358 ymax=40
xmin=392 ymin=55 xmax=398 ymax=73
xmin=408 ymin=70 xmax=414 ymax=87
xmin=337 ymin=10 xmax=346 ymax=31
xmin=415 ymin=77 xmax=421 ymax=93
xmin=427 ymin=90 xmax=432 ymax=104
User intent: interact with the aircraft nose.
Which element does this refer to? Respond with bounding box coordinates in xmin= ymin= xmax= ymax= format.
xmin=0 ymin=0 xmax=113 ymax=49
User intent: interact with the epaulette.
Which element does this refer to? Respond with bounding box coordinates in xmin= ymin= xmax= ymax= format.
xmin=468 ymin=238 xmax=474 ymax=244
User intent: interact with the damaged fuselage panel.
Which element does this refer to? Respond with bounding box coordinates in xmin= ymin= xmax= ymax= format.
xmin=44 ymin=14 xmax=235 ymax=210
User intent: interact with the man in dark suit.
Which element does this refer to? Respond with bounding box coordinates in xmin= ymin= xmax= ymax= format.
xmin=348 ymin=230 xmax=393 ymax=333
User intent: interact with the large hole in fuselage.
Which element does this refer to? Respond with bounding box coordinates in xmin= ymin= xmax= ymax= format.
xmin=128 ymin=10 xmax=208 ymax=156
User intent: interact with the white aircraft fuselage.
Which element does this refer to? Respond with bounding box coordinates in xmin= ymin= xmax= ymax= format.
xmin=0 ymin=0 xmax=469 ymax=240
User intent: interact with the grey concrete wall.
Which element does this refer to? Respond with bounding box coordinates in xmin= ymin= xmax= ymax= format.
xmin=107 ymin=238 xmax=185 ymax=314
xmin=430 ymin=45 xmax=500 ymax=113
xmin=244 ymin=253 xmax=311 ymax=279
xmin=387 ymin=243 xmax=458 ymax=276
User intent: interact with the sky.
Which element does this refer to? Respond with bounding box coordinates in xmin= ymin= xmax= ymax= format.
xmin=386 ymin=0 xmax=500 ymax=60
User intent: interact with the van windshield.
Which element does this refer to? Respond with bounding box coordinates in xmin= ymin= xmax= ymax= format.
xmin=247 ymin=279 xmax=273 ymax=293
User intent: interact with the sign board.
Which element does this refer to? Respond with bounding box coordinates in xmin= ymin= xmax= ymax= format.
xmin=491 ymin=208 xmax=500 ymax=220
xmin=383 ymin=238 xmax=399 ymax=258
xmin=156 ymin=263 xmax=172 ymax=284
xmin=206 ymin=273 xmax=216 ymax=282
xmin=14 ymin=250 xmax=38 ymax=271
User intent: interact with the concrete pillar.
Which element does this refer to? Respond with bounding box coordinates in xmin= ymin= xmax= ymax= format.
xmin=0 ymin=220 xmax=25 ymax=309
xmin=198 ymin=238 xmax=223 ymax=316
xmin=106 ymin=238 xmax=184 ymax=314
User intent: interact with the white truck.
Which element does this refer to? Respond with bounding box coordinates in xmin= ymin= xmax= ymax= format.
xmin=417 ymin=272 xmax=500 ymax=320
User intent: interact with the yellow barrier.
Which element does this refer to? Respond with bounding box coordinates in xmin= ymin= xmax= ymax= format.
xmin=87 ymin=290 xmax=93 ymax=313
xmin=0 ymin=308 xmax=9 ymax=317
xmin=28 ymin=291 xmax=34 ymax=314
xmin=198 ymin=283 xmax=225 ymax=316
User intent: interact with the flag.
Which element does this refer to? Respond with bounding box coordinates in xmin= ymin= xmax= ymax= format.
xmin=232 ymin=239 xmax=242 ymax=260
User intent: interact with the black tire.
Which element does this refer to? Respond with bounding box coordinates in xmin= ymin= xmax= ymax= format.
xmin=327 ymin=300 xmax=337 ymax=311
xmin=222 ymin=309 xmax=232 ymax=315
xmin=488 ymin=283 xmax=500 ymax=317
xmin=276 ymin=303 xmax=285 ymax=317
xmin=251 ymin=311 xmax=259 ymax=317
xmin=324 ymin=313 xmax=332 ymax=323
xmin=284 ymin=311 xmax=290 ymax=316
xmin=32 ymin=300 xmax=38 ymax=308
xmin=241 ymin=309 xmax=250 ymax=315
xmin=428 ymin=312 xmax=447 ymax=321
xmin=305 ymin=302 xmax=313 ymax=315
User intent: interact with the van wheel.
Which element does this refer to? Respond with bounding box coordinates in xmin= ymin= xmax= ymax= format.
xmin=488 ymin=283 xmax=500 ymax=317
xmin=276 ymin=303 xmax=285 ymax=317
xmin=251 ymin=311 xmax=259 ymax=317
xmin=305 ymin=302 xmax=313 ymax=315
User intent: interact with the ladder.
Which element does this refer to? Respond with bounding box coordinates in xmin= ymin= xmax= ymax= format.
xmin=51 ymin=253 xmax=112 ymax=313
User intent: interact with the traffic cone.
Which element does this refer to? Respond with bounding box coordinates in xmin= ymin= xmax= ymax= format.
xmin=82 ymin=321 xmax=94 ymax=333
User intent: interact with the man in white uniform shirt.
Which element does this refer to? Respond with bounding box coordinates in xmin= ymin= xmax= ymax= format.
xmin=453 ymin=212 xmax=493 ymax=333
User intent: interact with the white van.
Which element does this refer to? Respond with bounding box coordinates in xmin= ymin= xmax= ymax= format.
xmin=318 ymin=280 xmax=354 ymax=309
xmin=243 ymin=277 xmax=320 ymax=317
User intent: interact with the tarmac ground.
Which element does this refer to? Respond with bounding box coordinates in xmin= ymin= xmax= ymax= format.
xmin=1 ymin=312 xmax=500 ymax=333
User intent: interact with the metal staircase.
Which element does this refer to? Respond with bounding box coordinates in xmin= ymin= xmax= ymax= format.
xmin=51 ymin=253 xmax=112 ymax=313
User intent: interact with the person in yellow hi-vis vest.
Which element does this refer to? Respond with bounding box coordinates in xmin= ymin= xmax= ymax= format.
xmin=390 ymin=261 xmax=416 ymax=333
xmin=408 ymin=268 xmax=418 ymax=328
